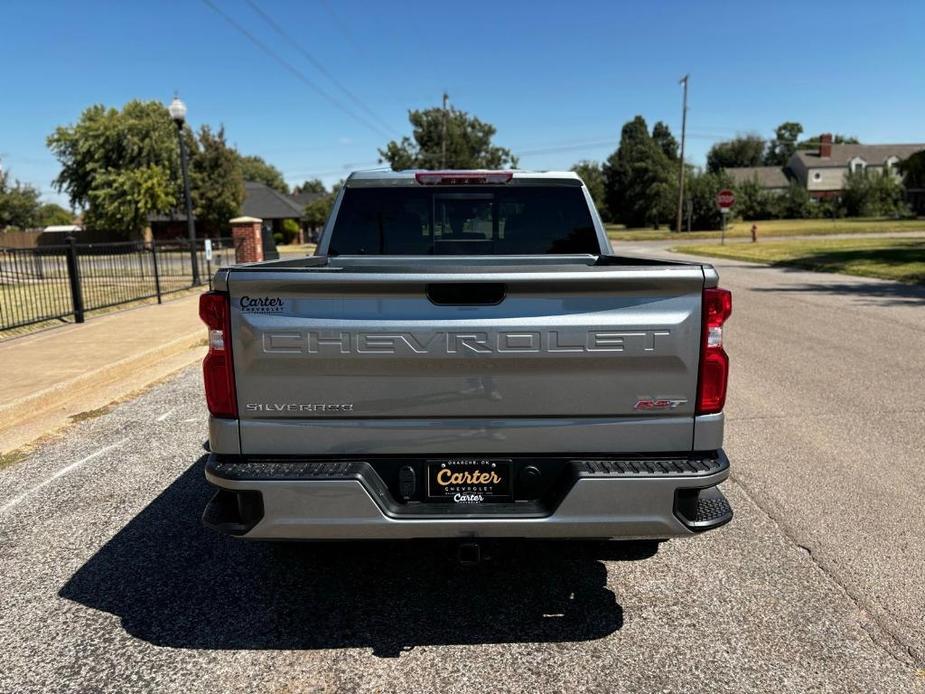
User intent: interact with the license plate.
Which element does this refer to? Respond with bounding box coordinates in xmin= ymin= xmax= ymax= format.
xmin=426 ymin=458 xmax=512 ymax=503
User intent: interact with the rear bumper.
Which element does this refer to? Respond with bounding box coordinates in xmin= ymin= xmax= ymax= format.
xmin=203 ymin=451 xmax=732 ymax=540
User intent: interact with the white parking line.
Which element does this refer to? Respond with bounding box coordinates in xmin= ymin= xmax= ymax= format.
xmin=156 ymin=409 xmax=175 ymax=422
xmin=0 ymin=438 xmax=129 ymax=514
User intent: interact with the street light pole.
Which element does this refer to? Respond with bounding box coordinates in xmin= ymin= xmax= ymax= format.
xmin=168 ymin=96 xmax=200 ymax=286
xmin=675 ymin=74 xmax=689 ymax=234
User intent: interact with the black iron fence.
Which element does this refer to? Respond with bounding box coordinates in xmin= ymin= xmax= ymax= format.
xmin=0 ymin=237 xmax=238 ymax=332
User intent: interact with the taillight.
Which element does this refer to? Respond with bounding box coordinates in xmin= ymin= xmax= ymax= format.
xmin=696 ymin=287 xmax=732 ymax=415
xmin=199 ymin=291 xmax=237 ymax=418
xmin=415 ymin=171 xmax=513 ymax=185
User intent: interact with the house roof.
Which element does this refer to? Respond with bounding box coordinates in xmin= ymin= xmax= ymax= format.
xmin=241 ymin=181 xmax=304 ymax=219
xmin=290 ymin=190 xmax=326 ymax=207
xmin=793 ymin=143 xmax=925 ymax=169
xmin=150 ymin=181 xmax=304 ymax=223
xmin=726 ymin=166 xmax=791 ymax=189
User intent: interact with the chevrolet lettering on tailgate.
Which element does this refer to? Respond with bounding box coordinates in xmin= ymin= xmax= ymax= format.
xmin=261 ymin=329 xmax=672 ymax=355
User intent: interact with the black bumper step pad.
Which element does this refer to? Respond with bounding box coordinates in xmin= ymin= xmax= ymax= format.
xmin=674 ymin=486 xmax=733 ymax=532
xmin=209 ymin=459 xmax=367 ymax=481
xmin=573 ymin=452 xmax=727 ymax=478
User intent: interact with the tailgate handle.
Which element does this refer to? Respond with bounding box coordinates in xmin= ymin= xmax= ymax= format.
xmin=426 ymin=283 xmax=506 ymax=306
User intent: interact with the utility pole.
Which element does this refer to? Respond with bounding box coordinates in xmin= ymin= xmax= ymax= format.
xmin=441 ymin=91 xmax=449 ymax=169
xmin=675 ymin=74 xmax=689 ymax=234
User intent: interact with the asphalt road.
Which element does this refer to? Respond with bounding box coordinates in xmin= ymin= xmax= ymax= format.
xmin=1 ymin=252 xmax=924 ymax=693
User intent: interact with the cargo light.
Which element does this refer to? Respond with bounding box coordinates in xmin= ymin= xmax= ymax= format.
xmin=696 ymin=287 xmax=732 ymax=415
xmin=414 ymin=171 xmax=513 ymax=185
xmin=199 ymin=291 xmax=237 ymax=418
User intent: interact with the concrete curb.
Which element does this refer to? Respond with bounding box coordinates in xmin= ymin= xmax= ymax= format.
xmin=0 ymin=329 xmax=205 ymax=433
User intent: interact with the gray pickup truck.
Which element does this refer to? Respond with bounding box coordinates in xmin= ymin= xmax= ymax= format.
xmin=198 ymin=169 xmax=733 ymax=545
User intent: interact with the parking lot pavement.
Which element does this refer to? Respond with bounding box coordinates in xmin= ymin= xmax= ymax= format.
xmin=0 ymin=363 xmax=922 ymax=693
xmin=617 ymin=240 xmax=925 ymax=668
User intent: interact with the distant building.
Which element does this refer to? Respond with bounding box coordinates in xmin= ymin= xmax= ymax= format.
xmin=789 ymin=135 xmax=924 ymax=198
xmin=42 ymin=224 xmax=82 ymax=234
xmin=149 ymin=180 xmax=307 ymax=254
xmin=240 ymin=181 xmax=305 ymax=248
xmin=726 ymin=166 xmax=791 ymax=193
xmin=290 ymin=189 xmax=326 ymax=208
xmin=727 ymin=134 xmax=925 ymax=199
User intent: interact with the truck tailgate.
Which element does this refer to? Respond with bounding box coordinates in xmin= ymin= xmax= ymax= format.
xmin=227 ymin=261 xmax=706 ymax=455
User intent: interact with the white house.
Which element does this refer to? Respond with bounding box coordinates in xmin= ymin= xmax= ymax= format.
xmin=787 ymin=134 xmax=924 ymax=198
xmin=727 ymin=134 xmax=924 ymax=199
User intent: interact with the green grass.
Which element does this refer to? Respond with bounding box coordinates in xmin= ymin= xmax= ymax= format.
xmin=675 ymin=238 xmax=925 ymax=284
xmin=0 ymin=283 xmax=204 ymax=341
xmin=0 ymin=449 xmax=28 ymax=471
xmin=607 ymin=217 xmax=925 ymax=241
xmin=277 ymin=243 xmax=317 ymax=255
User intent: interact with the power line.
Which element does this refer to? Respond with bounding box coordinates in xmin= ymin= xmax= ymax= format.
xmin=283 ymin=161 xmax=382 ymax=178
xmin=199 ymin=0 xmax=392 ymax=140
xmin=283 ymin=133 xmax=878 ymax=180
xmin=317 ymin=0 xmax=362 ymax=51
xmin=243 ymin=0 xmax=398 ymax=137
xmin=515 ymin=139 xmax=619 ymax=157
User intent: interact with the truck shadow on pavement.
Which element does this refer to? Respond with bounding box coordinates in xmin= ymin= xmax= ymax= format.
xmin=60 ymin=456 xmax=653 ymax=657
xmin=748 ymin=267 xmax=925 ymax=306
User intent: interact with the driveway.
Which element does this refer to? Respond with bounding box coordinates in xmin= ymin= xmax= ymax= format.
xmin=0 ymin=253 xmax=923 ymax=692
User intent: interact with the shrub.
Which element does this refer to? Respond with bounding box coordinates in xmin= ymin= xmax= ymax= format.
xmin=280 ymin=218 xmax=301 ymax=244
xmin=842 ymin=169 xmax=908 ymax=217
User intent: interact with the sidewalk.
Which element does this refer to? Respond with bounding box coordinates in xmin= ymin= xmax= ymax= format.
xmin=0 ymin=294 xmax=206 ymax=455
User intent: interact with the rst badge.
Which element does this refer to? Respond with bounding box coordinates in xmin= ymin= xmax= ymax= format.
xmin=634 ymin=398 xmax=688 ymax=410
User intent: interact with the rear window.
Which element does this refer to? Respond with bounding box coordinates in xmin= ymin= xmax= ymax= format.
xmin=327 ymin=185 xmax=599 ymax=255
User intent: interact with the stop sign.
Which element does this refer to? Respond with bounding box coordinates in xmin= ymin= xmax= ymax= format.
xmin=716 ymin=189 xmax=736 ymax=209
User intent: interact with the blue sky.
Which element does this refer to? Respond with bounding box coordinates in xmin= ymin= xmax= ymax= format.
xmin=4 ymin=0 xmax=924 ymax=207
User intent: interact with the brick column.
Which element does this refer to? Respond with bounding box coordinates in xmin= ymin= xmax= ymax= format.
xmin=230 ymin=216 xmax=264 ymax=263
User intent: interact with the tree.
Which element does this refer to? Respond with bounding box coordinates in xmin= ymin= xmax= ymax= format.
xmin=279 ymin=218 xmax=301 ymax=245
xmin=898 ymin=150 xmax=925 ymax=190
xmin=303 ymin=195 xmax=333 ymax=230
xmin=651 ymin=121 xmax=679 ymax=161
xmin=764 ymin=121 xmax=803 ymax=166
xmin=841 ymin=169 xmax=907 ymax=217
xmin=379 ymin=105 xmax=517 ymax=170
xmin=47 ymin=100 xmax=180 ymax=236
xmin=798 ymin=133 xmax=859 ymax=149
xmin=706 ymin=135 xmax=766 ymax=172
xmin=36 ymin=203 xmax=73 ymax=227
xmin=0 ymin=168 xmax=42 ymax=229
xmin=302 ymin=179 xmax=344 ymax=233
xmin=734 ymin=178 xmax=776 ymax=220
xmin=685 ymin=170 xmax=733 ymax=230
xmin=773 ymin=182 xmax=815 ymax=219
xmin=189 ymin=125 xmax=244 ymax=235
xmin=238 ymin=155 xmax=288 ymax=193
xmin=570 ymin=161 xmax=607 ymax=220
xmin=294 ymin=179 xmax=326 ymax=194
xmin=602 ymin=116 xmax=677 ymax=228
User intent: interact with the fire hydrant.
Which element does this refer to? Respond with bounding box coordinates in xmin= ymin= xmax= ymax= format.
xmin=751 ymin=224 xmax=758 ymax=243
